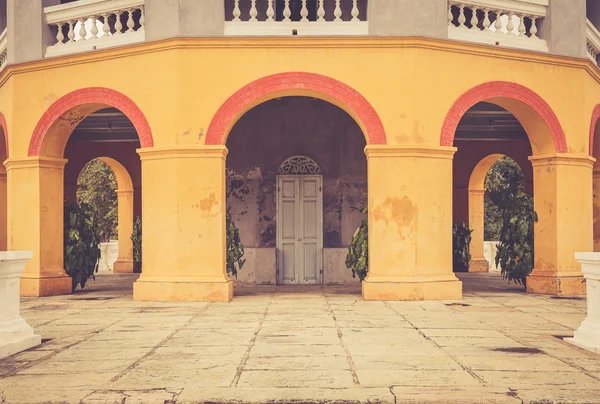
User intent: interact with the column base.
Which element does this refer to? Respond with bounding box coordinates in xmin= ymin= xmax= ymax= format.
xmin=526 ymin=274 xmax=586 ymax=296
xmin=20 ymin=274 xmax=72 ymax=297
xmin=362 ymin=278 xmax=462 ymax=301
xmin=113 ymin=260 xmax=135 ymax=274
xmin=565 ymin=319 xmax=600 ymax=354
xmin=133 ymin=277 xmax=234 ymax=302
xmin=468 ymin=259 xmax=490 ymax=273
xmin=0 ymin=319 xmax=41 ymax=360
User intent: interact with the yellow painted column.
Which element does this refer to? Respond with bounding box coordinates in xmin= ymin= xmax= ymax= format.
xmin=0 ymin=169 xmax=7 ymax=251
xmin=133 ymin=146 xmax=233 ymax=302
xmin=468 ymin=189 xmax=490 ymax=273
xmin=113 ymin=189 xmax=134 ymax=273
xmin=5 ymin=157 xmax=72 ymax=296
xmin=593 ymin=166 xmax=600 ymax=252
xmin=362 ymin=146 xmax=462 ymax=301
xmin=527 ymin=154 xmax=595 ymax=296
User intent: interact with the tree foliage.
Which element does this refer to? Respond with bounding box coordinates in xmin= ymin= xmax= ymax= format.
xmin=453 ymin=222 xmax=472 ymax=272
xmin=77 ymin=159 xmax=118 ymax=242
xmin=485 ymin=157 xmax=538 ymax=286
xmin=346 ymin=211 xmax=368 ymax=281
xmin=64 ymin=201 xmax=101 ymax=292
xmin=131 ymin=216 xmax=142 ymax=273
xmin=484 ymin=157 xmax=523 ymax=241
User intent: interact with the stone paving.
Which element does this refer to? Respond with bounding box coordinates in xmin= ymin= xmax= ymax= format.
xmin=1 ymin=273 xmax=600 ymax=403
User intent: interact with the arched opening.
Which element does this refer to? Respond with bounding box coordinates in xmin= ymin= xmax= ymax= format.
xmin=226 ymin=96 xmax=367 ymax=289
xmin=72 ymin=157 xmax=136 ymax=276
xmin=0 ymin=112 xmax=8 ymax=251
xmin=16 ymin=88 xmax=150 ymax=296
xmin=449 ymin=96 xmax=540 ymax=293
xmin=590 ymin=105 xmax=600 ymax=251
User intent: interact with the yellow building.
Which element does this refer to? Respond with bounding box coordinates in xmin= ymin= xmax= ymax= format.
xmin=0 ymin=0 xmax=599 ymax=302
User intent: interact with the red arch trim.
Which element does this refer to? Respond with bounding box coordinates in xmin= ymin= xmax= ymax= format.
xmin=441 ymin=81 xmax=567 ymax=153
xmin=28 ymin=87 xmax=153 ymax=156
xmin=0 ymin=112 xmax=8 ymax=158
xmin=205 ymin=72 xmax=386 ymax=145
xmin=589 ymin=104 xmax=600 ymax=156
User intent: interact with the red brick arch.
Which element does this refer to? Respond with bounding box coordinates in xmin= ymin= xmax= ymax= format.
xmin=0 ymin=112 xmax=8 ymax=158
xmin=205 ymin=72 xmax=386 ymax=145
xmin=441 ymin=81 xmax=567 ymax=153
xmin=28 ymin=87 xmax=153 ymax=156
xmin=589 ymin=104 xmax=600 ymax=156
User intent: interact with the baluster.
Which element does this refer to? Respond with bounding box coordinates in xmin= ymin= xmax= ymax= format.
xmin=470 ymin=7 xmax=478 ymax=30
xmin=55 ymin=22 xmax=65 ymax=45
xmin=457 ymin=4 xmax=466 ymax=29
xmin=283 ymin=0 xmax=291 ymax=22
xmin=448 ymin=3 xmax=454 ymax=27
xmin=483 ymin=9 xmax=491 ymax=30
xmin=126 ymin=9 xmax=135 ymax=33
xmin=266 ymin=0 xmax=275 ymax=22
xmin=317 ymin=0 xmax=325 ymax=22
xmin=90 ymin=16 xmax=99 ymax=39
xmin=494 ymin=10 xmax=503 ymax=32
xmin=300 ymin=0 xmax=308 ymax=21
xmin=232 ymin=0 xmax=241 ymax=21
xmin=517 ymin=13 xmax=526 ymax=36
xmin=78 ymin=18 xmax=87 ymax=41
xmin=351 ymin=0 xmax=359 ymax=21
xmin=530 ymin=16 xmax=538 ymax=38
xmin=115 ymin=10 xmax=123 ymax=34
xmin=506 ymin=12 xmax=515 ymax=34
xmin=334 ymin=0 xmax=342 ymax=22
xmin=102 ymin=14 xmax=110 ymax=38
xmin=249 ymin=0 xmax=258 ymax=21
xmin=67 ymin=21 xmax=75 ymax=43
xmin=139 ymin=7 xmax=145 ymax=30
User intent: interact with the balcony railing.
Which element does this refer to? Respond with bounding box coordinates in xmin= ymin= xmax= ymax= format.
xmin=448 ymin=0 xmax=548 ymax=52
xmin=0 ymin=29 xmax=7 ymax=72
xmin=44 ymin=0 xmax=145 ymax=58
xmin=224 ymin=0 xmax=368 ymax=36
xmin=587 ymin=19 xmax=600 ymax=66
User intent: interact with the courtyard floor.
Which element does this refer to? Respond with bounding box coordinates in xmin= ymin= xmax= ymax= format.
xmin=1 ymin=273 xmax=600 ymax=404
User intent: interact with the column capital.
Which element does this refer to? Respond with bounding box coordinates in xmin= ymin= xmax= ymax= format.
xmin=4 ymin=156 xmax=67 ymax=171
xmin=467 ymin=188 xmax=486 ymax=196
xmin=364 ymin=145 xmax=457 ymax=160
xmin=116 ymin=189 xmax=134 ymax=197
xmin=137 ymin=146 xmax=228 ymax=161
xmin=529 ymin=153 xmax=596 ymax=168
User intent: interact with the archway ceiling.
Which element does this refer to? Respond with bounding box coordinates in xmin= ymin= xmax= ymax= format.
xmin=70 ymin=107 xmax=139 ymax=143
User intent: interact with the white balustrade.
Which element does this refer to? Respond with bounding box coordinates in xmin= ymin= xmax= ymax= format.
xmin=448 ymin=0 xmax=548 ymax=52
xmin=567 ymin=253 xmax=600 ymax=354
xmin=587 ymin=19 xmax=600 ymax=67
xmin=225 ymin=0 xmax=368 ymax=36
xmin=0 ymin=252 xmax=40 ymax=360
xmin=0 ymin=28 xmax=7 ymax=72
xmin=45 ymin=0 xmax=145 ymax=58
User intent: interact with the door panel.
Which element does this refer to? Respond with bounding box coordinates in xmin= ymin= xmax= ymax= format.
xmin=277 ymin=175 xmax=322 ymax=285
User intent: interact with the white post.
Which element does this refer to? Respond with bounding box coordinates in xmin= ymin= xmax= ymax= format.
xmin=0 ymin=251 xmax=41 ymax=359
xmin=567 ymin=252 xmax=600 ymax=354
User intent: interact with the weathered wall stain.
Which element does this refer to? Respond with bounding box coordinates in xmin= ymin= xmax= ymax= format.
xmin=371 ymin=196 xmax=417 ymax=239
xmin=199 ymin=193 xmax=217 ymax=211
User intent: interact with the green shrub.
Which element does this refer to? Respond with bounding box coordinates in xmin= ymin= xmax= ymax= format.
xmin=131 ymin=216 xmax=142 ymax=273
xmin=64 ymin=201 xmax=101 ymax=292
xmin=226 ymin=209 xmax=245 ymax=278
xmin=346 ymin=212 xmax=368 ymax=281
xmin=453 ymin=222 xmax=472 ymax=272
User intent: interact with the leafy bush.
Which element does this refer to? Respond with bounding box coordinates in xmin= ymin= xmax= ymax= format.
xmin=131 ymin=216 xmax=142 ymax=273
xmin=346 ymin=212 xmax=368 ymax=281
xmin=486 ymin=157 xmax=538 ymax=286
xmin=64 ymin=201 xmax=101 ymax=292
xmin=77 ymin=159 xmax=118 ymax=242
xmin=226 ymin=209 xmax=245 ymax=278
xmin=453 ymin=222 xmax=472 ymax=272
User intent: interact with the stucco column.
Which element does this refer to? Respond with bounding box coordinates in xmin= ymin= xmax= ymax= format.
xmin=593 ymin=166 xmax=600 ymax=252
xmin=113 ymin=189 xmax=134 ymax=274
xmin=362 ymin=146 xmax=462 ymax=301
xmin=527 ymin=154 xmax=595 ymax=296
xmin=0 ymin=171 xmax=7 ymax=251
xmin=133 ymin=146 xmax=233 ymax=302
xmin=5 ymin=157 xmax=71 ymax=297
xmin=468 ymin=189 xmax=489 ymax=273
